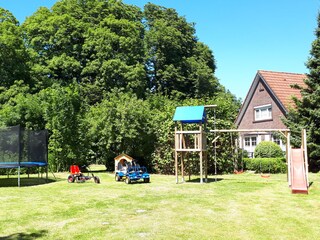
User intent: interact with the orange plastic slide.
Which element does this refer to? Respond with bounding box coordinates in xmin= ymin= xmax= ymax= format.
xmin=290 ymin=148 xmax=308 ymax=194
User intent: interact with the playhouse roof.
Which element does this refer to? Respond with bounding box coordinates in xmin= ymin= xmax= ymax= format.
xmin=114 ymin=153 xmax=133 ymax=162
xmin=173 ymin=106 xmax=206 ymax=124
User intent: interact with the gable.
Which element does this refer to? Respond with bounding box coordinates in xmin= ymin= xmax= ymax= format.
xmin=235 ymin=70 xmax=306 ymax=128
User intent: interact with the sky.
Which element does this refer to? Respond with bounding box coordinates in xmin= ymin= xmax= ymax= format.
xmin=1 ymin=0 xmax=319 ymax=100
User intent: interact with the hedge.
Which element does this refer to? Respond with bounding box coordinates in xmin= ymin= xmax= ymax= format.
xmin=243 ymin=157 xmax=287 ymax=173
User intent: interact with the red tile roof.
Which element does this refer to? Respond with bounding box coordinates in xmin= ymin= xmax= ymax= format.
xmin=258 ymin=70 xmax=307 ymax=110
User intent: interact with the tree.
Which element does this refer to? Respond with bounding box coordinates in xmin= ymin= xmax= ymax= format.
xmin=147 ymin=94 xmax=178 ymax=173
xmin=147 ymin=92 xmax=241 ymax=174
xmin=0 ymin=8 xmax=30 ymax=89
xmin=39 ymin=84 xmax=83 ymax=171
xmin=144 ymin=3 xmax=219 ymax=99
xmin=23 ymin=0 xmax=146 ymax=101
xmin=84 ymin=90 xmax=155 ymax=170
xmin=0 ymin=80 xmax=44 ymax=129
xmin=284 ymin=13 xmax=320 ymax=171
xmin=0 ymin=0 xmax=242 ymax=174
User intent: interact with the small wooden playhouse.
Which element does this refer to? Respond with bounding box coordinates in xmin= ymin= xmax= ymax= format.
xmin=114 ymin=153 xmax=134 ymax=172
xmin=173 ymin=106 xmax=210 ymax=183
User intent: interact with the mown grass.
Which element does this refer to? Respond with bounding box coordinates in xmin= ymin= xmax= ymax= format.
xmin=0 ymin=166 xmax=319 ymax=240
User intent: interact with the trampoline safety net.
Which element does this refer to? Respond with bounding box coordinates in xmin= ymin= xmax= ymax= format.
xmin=0 ymin=125 xmax=48 ymax=168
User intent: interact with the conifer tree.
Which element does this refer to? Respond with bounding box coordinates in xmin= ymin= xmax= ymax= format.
xmin=285 ymin=13 xmax=320 ymax=171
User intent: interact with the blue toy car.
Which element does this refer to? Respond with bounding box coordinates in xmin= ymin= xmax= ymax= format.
xmin=115 ymin=166 xmax=150 ymax=184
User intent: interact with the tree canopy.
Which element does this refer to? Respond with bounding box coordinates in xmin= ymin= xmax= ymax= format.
xmin=0 ymin=8 xmax=30 ymax=89
xmin=0 ymin=0 xmax=240 ymax=173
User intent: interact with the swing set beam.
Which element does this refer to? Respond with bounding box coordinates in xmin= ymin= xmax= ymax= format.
xmin=210 ymin=129 xmax=290 ymax=133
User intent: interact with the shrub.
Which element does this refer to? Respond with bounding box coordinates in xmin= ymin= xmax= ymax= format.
xmin=254 ymin=141 xmax=284 ymax=158
xmin=243 ymin=157 xmax=287 ymax=173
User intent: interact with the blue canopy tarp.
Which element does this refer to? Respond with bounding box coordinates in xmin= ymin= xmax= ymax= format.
xmin=173 ymin=106 xmax=206 ymax=124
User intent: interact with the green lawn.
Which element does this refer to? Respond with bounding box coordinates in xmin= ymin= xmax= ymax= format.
xmin=0 ymin=167 xmax=319 ymax=240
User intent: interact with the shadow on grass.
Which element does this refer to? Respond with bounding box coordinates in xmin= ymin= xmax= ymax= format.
xmin=81 ymin=169 xmax=107 ymax=174
xmin=186 ymin=177 xmax=224 ymax=183
xmin=309 ymin=181 xmax=314 ymax=187
xmin=0 ymin=230 xmax=48 ymax=239
xmin=80 ymin=165 xmax=107 ymax=174
xmin=0 ymin=177 xmax=58 ymax=188
xmin=125 ymin=181 xmax=151 ymax=185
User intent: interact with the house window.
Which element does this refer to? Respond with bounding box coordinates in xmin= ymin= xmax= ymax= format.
xmin=254 ymin=104 xmax=272 ymax=121
xmin=272 ymin=135 xmax=281 ymax=145
xmin=251 ymin=137 xmax=257 ymax=146
xmin=245 ymin=137 xmax=250 ymax=146
xmin=244 ymin=136 xmax=257 ymax=147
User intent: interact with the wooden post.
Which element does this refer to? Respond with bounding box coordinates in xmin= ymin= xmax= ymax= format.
xmin=199 ymin=123 xmax=203 ymax=183
xmin=204 ymin=151 xmax=208 ymax=182
xmin=175 ymin=124 xmax=178 ymax=184
xmin=302 ymin=129 xmax=309 ymax=186
xmin=181 ymin=152 xmax=185 ymax=182
xmin=287 ymin=131 xmax=291 ymax=187
xmin=181 ymin=125 xmax=185 ymax=182
xmin=187 ymin=152 xmax=191 ymax=181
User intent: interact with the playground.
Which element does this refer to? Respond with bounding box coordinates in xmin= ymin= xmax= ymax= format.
xmin=173 ymin=105 xmax=309 ymax=194
xmin=0 ymin=169 xmax=319 ymax=239
xmin=0 ymin=107 xmax=317 ymax=239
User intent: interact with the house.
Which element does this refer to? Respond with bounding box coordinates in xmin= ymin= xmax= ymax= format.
xmin=235 ymin=70 xmax=306 ymax=157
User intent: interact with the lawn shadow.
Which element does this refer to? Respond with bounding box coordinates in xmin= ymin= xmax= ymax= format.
xmin=0 ymin=177 xmax=58 ymax=188
xmin=80 ymin=165 xmax=107 ymax=173
xmin=186 ymin=177 xmax=224 ymax=183
xmin=0 ymin=230 xmax=48 ymax=240
xmin=126 ymin=180 xmax=151 ymax=185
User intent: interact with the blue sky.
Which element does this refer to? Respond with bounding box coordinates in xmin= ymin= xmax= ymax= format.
xmin=1 ymin=0 xmax=319 ymax=100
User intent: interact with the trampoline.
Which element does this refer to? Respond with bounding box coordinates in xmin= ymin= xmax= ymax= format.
xmin=0 ymin=125 xmax=48 ymax=187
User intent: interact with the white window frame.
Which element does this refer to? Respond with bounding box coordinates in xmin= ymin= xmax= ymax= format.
xmin=254 ymin=104 xmax=272 ymax=121
xmin=244 ymin=136 xmax=257 ymax=147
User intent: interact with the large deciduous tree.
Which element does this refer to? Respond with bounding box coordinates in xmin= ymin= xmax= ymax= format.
xmin=144 ymin=3 xmax=219 ymax=99
xmin=0 ymin=8 xmax=30 ymax=89
xmin=0 ymin=0 xmax=242 ymax=172
xmin=23 ymin=0 xmax=146 ymax=102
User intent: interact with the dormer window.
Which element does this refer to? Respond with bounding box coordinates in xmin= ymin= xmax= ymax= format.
xmin=254 ymin=104 xmax=272 ymax=121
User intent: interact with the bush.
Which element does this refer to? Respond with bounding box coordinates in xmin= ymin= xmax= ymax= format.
xmin=254 ymin=141 xmax=284 ymax=158
xmin=243 ymin=157 xmax=287 ymax=173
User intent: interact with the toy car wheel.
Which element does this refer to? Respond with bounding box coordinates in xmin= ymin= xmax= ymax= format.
xmin=67 ymin=175 xmax=75 ymax=183
xmin=144 ymin=178 xmax=150 ymax=183
xmin=125 ymin=177 xmax=131 ymax=184
xmin=76 ymin=176 xmax=85 ymax=183
xmin=94 ymin=176 xmax=100 ymax=184
xmin=115 ymin=175 xmax=120 ymax=182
